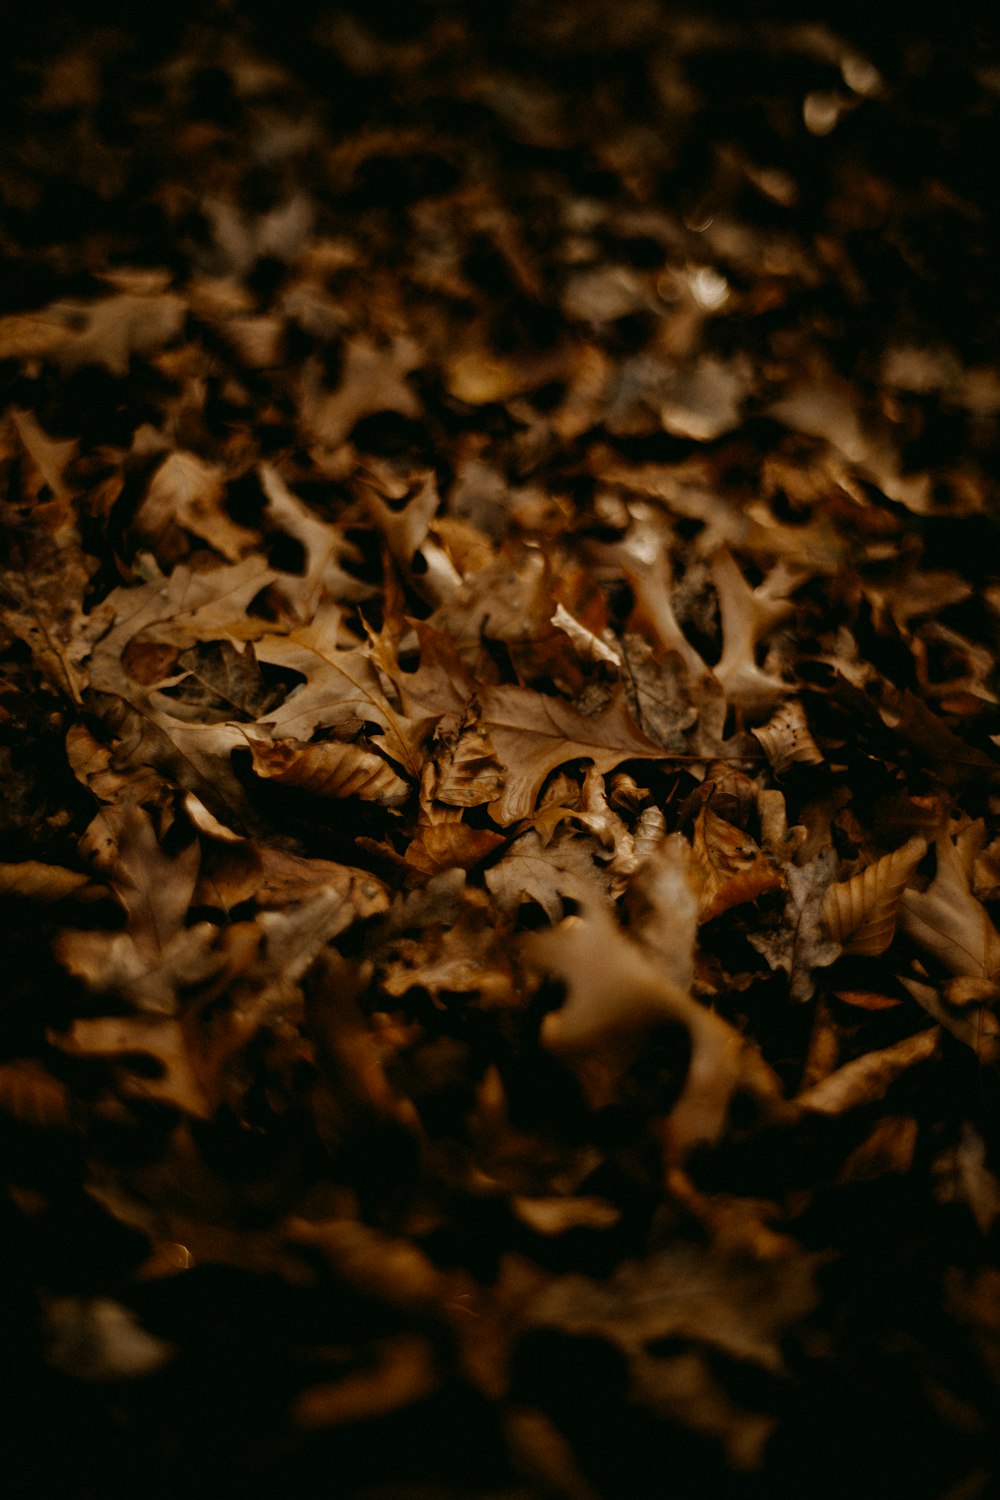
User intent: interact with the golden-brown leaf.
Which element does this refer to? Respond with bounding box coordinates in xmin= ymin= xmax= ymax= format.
xmin=247 ymin=735 xmax=410 ymax=806
xmin=822 ymin=836 xmax=927 ymax=956
xmin=691 ymin=803 xmax=784 ymax=922
xmin=796 ymin=1027 xmax=940 ymax=1115
xmin=0 ymin=861 xmax=100 ymax=903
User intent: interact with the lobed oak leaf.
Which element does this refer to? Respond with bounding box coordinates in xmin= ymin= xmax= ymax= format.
xmin=485 ymin=826 xmax=608 ymax=922
xmin=80 ymin=803 xmax=200 ymax=960
xmin=362 ymin=469 xmax=462 ymax=608
xmin=133 ymin=451 xmax=257 ymax=564
xmin=253 ymin=604 xmax=424 ymax=775
xmin=246 ymin=734 xmax=410 ymax=806
xmin=259 ymin=463 xmax=372 ymax=616
xmin=51 ymin=1014 xmax=213 ymax=1119
xmin=821 ymin=836 xmax=927 ymax=956
xmin=528 ymin=894 xmax=780 ymax=1157
xmin=711 ymin=550 xmax=804 ymax=714
xmin=299 ymin=334 xmax=421 ymax=449
xmin=0 ymin=289 xmax=185 ymax=375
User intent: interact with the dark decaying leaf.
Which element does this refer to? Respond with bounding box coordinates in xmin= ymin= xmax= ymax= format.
xmin=3 ymin=10 xmax=1000 ymax=1498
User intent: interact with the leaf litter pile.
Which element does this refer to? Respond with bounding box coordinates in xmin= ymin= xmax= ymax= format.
xmin=3 ymin=4 xmax=1000 ymax=1496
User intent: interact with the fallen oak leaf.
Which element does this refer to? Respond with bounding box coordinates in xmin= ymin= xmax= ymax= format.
xmin=527 ymin=892 xmax=780 ymax=1158
xmin=50 ymin=1015 xmax=213 ymax=1120
xmin=401 ymin=630 xmax=665 ymax=825
xmin=133 ymin=451 xmax=257 ymax=564
xmin=711 ymin=550 xmax=804 ymax=714
xmin=79 ymin=802 xmax=200 ymax=960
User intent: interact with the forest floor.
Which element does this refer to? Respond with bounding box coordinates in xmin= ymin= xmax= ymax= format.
xmin=2 ymin=4 xmax=1000 ymax=1497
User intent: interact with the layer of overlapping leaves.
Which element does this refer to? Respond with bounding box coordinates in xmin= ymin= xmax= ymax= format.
xmin=2 ymin=5 xmax=999 ymax=1497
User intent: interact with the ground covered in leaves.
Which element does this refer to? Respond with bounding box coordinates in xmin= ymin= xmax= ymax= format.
xmin=2 ymin=3 xmax=1000 ymax=1496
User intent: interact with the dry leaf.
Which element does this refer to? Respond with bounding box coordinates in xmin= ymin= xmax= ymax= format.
xmin=822 ymin=836 xmax=927 ymax=956
xmin=796 ymin=1028 xmax=940 ymax=1115
xmin=247 ymin=735 xmax=410 ymax=805
xmin=0 ymin=861 xmax=99 ymax=903
xmin=899 ymin=829 xmax=1000 ymax=979
xmin=752 ymin=699 xmax=824 ymax=775
xmin=528 ymin=892 xmax=780 ymax=1157
xmin=691 ymin=803 xmax=784 ymax=922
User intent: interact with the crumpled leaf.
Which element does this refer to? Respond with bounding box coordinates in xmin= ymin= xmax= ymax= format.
xmin=748 ymin=846 xmax=841 ymax=1000
xmin=690 ymin=802 xmax=784 ymax=923
xmin=822 ymin=836 xmax=927 ymax=956
xmin=134 ymin=451 xmax=256 ymax=563
xmin=752 ymin=699 xmax=824 ymax=774
xmin=404 ymin=630 xmax=664 ymax=824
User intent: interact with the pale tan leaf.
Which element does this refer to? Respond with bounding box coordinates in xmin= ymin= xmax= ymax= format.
xmin=822 ymin=836 xmax=927 ymax=956
xmin=752 ymin=699 xmax=824 ymax=775
xmin=485 ymin=827 xmax=607 ymax=922
xmin=247 ymin=735 xmax=410 ymax=805
xmin=300 ymin=334 xmax=420 ymax=448
xmin=899 ymin=830 xmax=1000 ymax=978
xmin=899 ymin=974 xmax=1000 ymax=1062
xmin=135 ymin=451 xmax=256 ymax=562
xmin=80 ymin=803 xmax=200 ymax=959
xmin=711 ymin=550 xmax=803 ymax=712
